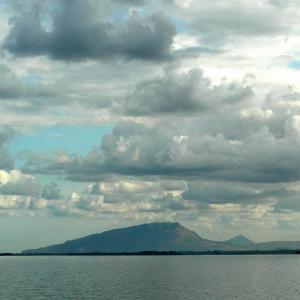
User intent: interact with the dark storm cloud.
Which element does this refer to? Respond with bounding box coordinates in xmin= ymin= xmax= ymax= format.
xmin=3 ymin=0 xmax=176 ymax=61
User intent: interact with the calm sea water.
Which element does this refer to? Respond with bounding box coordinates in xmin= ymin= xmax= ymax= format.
xmin=1 ymin=255 xmax=300 ymax=299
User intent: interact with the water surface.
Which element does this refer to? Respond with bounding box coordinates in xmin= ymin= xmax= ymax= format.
xmin=1 ymin=255 xmax=300 ymax=299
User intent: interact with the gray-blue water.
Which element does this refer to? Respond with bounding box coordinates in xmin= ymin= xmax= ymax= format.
xmin=1 ymin=255 xmax=300 ymax=299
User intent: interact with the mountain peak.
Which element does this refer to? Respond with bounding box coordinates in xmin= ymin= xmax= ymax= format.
xmin=131 ymin=221 xmax=181 ymax=227
xmin=24 ymin=221 xmax=210 ymax=254
xmin=226 ymin=235 xmax=255 ymax=246
xmin=112 ymin=221 xmax=183 ymax=233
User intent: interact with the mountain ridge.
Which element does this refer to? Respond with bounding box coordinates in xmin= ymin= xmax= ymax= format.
xmin=23 ymin=222 xmax=240 ymax=254
xmin=23 ymin=222 xmax=300 ymax=254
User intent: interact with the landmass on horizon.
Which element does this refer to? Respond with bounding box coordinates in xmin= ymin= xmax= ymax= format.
xmin=22 ymin=222 xmax=300 ymax=255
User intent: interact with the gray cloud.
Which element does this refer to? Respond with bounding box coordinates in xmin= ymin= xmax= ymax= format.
xmin=118 ymin=68 xmax=253 ymax=116
xmin=182 ymin=181 xmax=292 ymax=205
xmin=174 ymin=0 xmax=297 ymax=43
xmin=1 ymin=0 xmax=300 ymax=253
xmin=41 ymin=182 xmax=62 ymax=200
xmin=274 ymin=193 xmax=300 ymax=212
xmin=113 ymin=0 xmax=145 ymax=4
xmin=20 ymin=90 xmax=300 ymax=185
xmin=0 ymin=63 xmax=58 ymax=116
xmin=4 ymin=0 xmax=176 ymax=61
xmin=192 ymin=7 xmax=285 ymax=37
xmin=0 ymin=65 xmax=23 ymax=99
xmin=0 ymin=126 xmax=17 ymax=146
xmin=0 ymin=126 xmax=17 ymax=170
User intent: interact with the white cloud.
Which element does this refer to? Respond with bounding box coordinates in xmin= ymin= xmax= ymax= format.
xmin=0 ymin=170 xmax=40 ymax=196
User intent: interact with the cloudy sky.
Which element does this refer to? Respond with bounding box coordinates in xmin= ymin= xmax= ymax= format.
xmin=2 ymin=0 xmax=300 ymax=252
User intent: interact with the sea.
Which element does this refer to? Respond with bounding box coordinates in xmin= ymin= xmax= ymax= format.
xmin=1 ymin=255 xmax=300 ymax=299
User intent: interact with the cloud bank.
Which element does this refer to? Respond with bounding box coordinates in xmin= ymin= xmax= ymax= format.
xmin=2 ymin=0 xmax=300 ymax=243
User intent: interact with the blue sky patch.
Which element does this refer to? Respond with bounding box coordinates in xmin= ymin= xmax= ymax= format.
xmin=11 ymin=124 xmax=113 ymax=156
xmin=288 ymin=61 xmax=300 ymax=69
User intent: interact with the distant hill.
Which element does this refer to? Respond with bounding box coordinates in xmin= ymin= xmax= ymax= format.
xmin=23 ymin=222 xmax=300 ymax=254
xmin=255 ymin=241 xmax=300 ymax=251
xmin=23 ymin=222 xmax=239 ymax=254
xmin=226 ymin=235 xmax=255 ymax=247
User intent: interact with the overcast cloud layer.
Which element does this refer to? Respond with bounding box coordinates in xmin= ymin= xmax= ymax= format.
xmin=2 ymin=0 xmax=300 ymax=251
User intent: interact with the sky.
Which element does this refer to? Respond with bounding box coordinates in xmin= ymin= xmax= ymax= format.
xmin=1 ymin=0 xmax=300 ymax=252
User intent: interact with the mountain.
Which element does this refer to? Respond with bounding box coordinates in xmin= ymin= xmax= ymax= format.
xmin=23 ymin=222 xmax=300 ymax=254
xmin=227 ymin=236 xmax=300 ymax=251
xmin=255 ymin=241 xmax=300 ymax=251
xmin=23 ymin=222 xmax=239 ymax=254
xmin=226 ymin=235 xmax=255 ymax=247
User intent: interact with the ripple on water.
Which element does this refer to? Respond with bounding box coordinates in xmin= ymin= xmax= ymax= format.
xmin=1 ymin=255 xmax=300 ymax=300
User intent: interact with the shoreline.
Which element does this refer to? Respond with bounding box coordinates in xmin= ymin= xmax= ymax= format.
xmin=2 ymin=250 xmax=300 ymax=256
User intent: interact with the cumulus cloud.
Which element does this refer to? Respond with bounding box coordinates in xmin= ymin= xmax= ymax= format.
xmin=22 ymin=116 xmax=300 ymax=184
xmin=0 ymin=170 xmax=40 ymax=196
xmin=0 ymin=173 xmax=192 ymax=217
xmin=3 ymin=0 xmax=176 ymax=61
xmin=48 ymin=178 xmax=192 ymax=217
xmin=2 ymin=0 xmax=300 ymax=242
xmin=0 ymin=195 xmax=47 ymax=210
xmin=0 ymin=169 xmax=46 ymax=216
xmin=18 ymin=68 xmax=300 ymax=189
xmin=37 ymin=177 xmax=300 ymax=229
xmin=90 ymin=180 xmax=160 ymax=196
xmin=118 ymin=68 xmax=253 ymax=116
